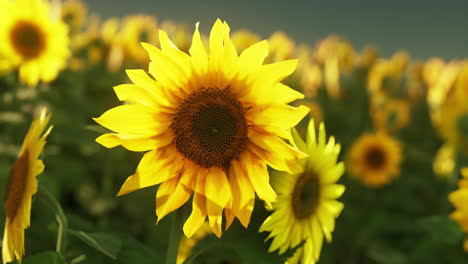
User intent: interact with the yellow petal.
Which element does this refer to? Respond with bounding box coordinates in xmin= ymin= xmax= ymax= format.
xmin=142 ymin=42 xmax=190 ymax=95
xmin=247 ymin=104 xmax=309 ymax=130
xmin=113 ymin=84 xmax=158 ymax=107
xmin=125 ymin=69 xmax=175 ymax=109
xmin=239 ymin=150 xmax=276 ymax=205
xmin=183 ymin=169 xmax=208 ymax=238
xmin=322 ymin=184 xmax=345 ymax=199
xmin=238 ymin=40 xmax=268 ymax=77
xmin=205 ymin=167 xmax=231 ymax=237
xmin=93 ymin=104 xmax=166 ymax=136
xmin=156 ymin=164 xmax=195 ymax=220
xmin=117 ymin=148 xmax=182 ymax=196
xmin=189 ymin=22 xmax=208 ymax=84
xmin=96 ymin=132 xmax=173 ymax=152
xmin=227 ymin=160 xmax=255 ymax=228
xmin=248 ymin=130 xmax=305 ymax=173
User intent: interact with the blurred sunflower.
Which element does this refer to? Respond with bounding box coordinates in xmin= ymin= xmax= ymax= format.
xmin=347 ymin=132 xmax=402 ymax=187
xmin=448 ymin=168 xmax=468 ymax=251
xmin=0 ymin=0 xmax=69 ymax=86
xmin=433 ymin=143 xmax=456 ymax=178
xmin=371 ymin=99 xmax=410 ymax=133
xmin=231 ymin=29 xmax=261 ymax=53
xmin=94 ymin=19 xmax=309 ymax=237
xmin=260 ymin=120 xmax=345 ymax=264
xmin=159 ymin=20 xmax=191 ymax=53
xmin=267 ymin=31 xmax=295 ymax=63
xmin=60 ymin=0 xmax=87 ymax=34
xmin=121 ymin=14 xmax=159 ymax=65
xmin=436 ymin=101 xmax=468 ymax=154
xmin=2 ymin=108 xmax=52 ymax=264
xmin=314 ymin=35 xmax=356 ymax=99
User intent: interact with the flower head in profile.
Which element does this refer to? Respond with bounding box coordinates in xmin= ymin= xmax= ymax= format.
xmin=0 ymin=0 xmax=70 ymax=86
xmin=2 ymin=108 xmax=52 ymax=263
xmin=260 ymin=119 xmax=345 ymax=264
xmin=449 ymin=168 xmax=468 ymax=251
xmin=94 ymin=19 xmax=309 ymax=238
xmin=347 ymin=132 xmax=402 ymax=187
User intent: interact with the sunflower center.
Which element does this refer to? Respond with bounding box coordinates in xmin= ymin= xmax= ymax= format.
xmin=4 ymin=150 xmax=29 ymax=220
xmin=292 ymin=170 xmax=321 ymax=220
xmin=10 ymin=20 xmax=46 ymax=59
xmin=365 ymin=145 xmax=386 ymax=170
xmin=457 ymin=113 xmax=468 ymax=137
xmin=171 ymin=87 xmax=248 ymax=168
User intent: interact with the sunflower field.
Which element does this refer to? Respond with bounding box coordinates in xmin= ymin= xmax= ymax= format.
xmin=0 ymin=0 xmax=468 ymax=263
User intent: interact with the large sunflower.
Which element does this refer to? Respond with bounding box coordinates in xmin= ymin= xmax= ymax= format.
xmin=2 ymin=108 xmax=52 ymax=263
xmin=347 ymin=132 xmax=402 ymax=187
xmin=259 ymin=120 xmax=345 ymax=264
xmin=449 ymin=168 xmax=468 ymax=251
xmin=0 ymin=0 xmax=69 ymax=87
xmin=94 ymin=19 xmax=309 ymax=238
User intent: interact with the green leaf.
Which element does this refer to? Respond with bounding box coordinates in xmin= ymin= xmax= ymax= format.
xmin=366 ymin=241 xmax=407 ymax=264
xmin=68 ymin=230 xmax=123 ymax=259
xmin=23 ymin=251 xmax=66 ymax=264
xmin=418 ymin=215 xmax=464 ymax=244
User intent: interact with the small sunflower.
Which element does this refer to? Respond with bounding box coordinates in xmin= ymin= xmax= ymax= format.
xmin=436 ymin=98 xmax=468 ymax=154
xmin=60 ymin=0 xmax=87 ymax=34
xmin=120 ymin=14 xmax=159 ymax=65
xmin=433 ymin=143 xmax=456 ymax=178
xmin=448 ymin=168 xmax=468 ymax=251
xmin=0 ymin=0 xmax=70 ymax=86
xmin=347 ymin=132 xmax=402 ymax=187
xmin=371 ymin=99 xmax=410 ymax=133
xmin=94 ymin=19 xmax=309 ymax=238
xmin=267 ymin=31 xmax=296 ymax=63
xmin=259 ymin=120 xmax=345 ymax=264
xmin=2 ymin=108 xmax=52 ymax=263
xmin=231 ymin=29 xmax=261 ymax=54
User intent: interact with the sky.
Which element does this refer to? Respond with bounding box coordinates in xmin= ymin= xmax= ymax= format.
xmin=84 ymin=0 xmax=468 ymax=60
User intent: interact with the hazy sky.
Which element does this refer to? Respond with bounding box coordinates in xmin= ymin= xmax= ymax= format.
xmin=84 ymin=0 xmax=468 ymax=60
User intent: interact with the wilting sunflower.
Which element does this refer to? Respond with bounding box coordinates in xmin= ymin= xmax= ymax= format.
xmin=347 ymin=132 xmax=402 ymax=187
xmin=0 ymin=0 xmax=69 ymax=86
xmin=448 ymin=168 xmax=468 ymax=251
xmin=259 ymin=120 xmax=345 ymax=264
xmin=94 ymin=19 xmax=309 ymax=238
xmin=2 ymin=108 xmax=52 ymax=263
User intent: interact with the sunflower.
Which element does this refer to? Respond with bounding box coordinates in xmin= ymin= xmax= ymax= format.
xmin=346 ymin=132 xmax=402 ymax=187
xmin=231 ymin=29 xmax=261 ymax=53
xmin=259 ymin=120 xmax=345 ymax=264
xmin=0 ymin=0 xmax=69 ymax=86
xmin=2 ymin=108 xmax=52 ymax=263
xmin=60 ymin=0 xmax=87 ymax=34
xmin=267 ymin=31 xmax=296 ymax=63
xmin=94 ymin=19 xmax=309 ymax=238
xmin=448 ymin=168 xmax=468 ymax=251
xmin=436 ymin=102 xmax=468 ymax=154
xmin=120 ymin=14 xmax=159 ymax=65
xmin=371 ymin=99 xmax=410 ymax=133
xmin=159 ymin=20 xmax=191 ymax=53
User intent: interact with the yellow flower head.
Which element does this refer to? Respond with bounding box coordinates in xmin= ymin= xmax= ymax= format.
xmin=367 ymin=51 xmax=409 ymax=102
xmin=371 ymin=99 xmax=410 ymax=133
xmin=347 ymin=132 xmax=402 ymax=187
xmin=231 ymin=29 xmax=261 ymax=54
xmin=2 ymin=108 xmax=52 ymax=263
xmin=449 ymin=168 xmax=468 ymax=252
xmin=433 ymin=143 xmax=456 ymax=178
xmin=314 ymin=35 xmax=356 ymax=99
xmin=94 ymin=19 xmax=309 ymax=238
xmin=296 ymin=45 xmax=322 ymax=98
xmin=0 ymin=0 xmax=70 ymax=86
xmin=260 ymin=120 xmax=345 ymax=264
xmin=267 ymin=31 xmax=296 ymax=63
xmin=60 ymin=0 xmax=87 ymax=33
xmin=121 ymin=14 xmax=159 ymax=65
xmin=436 ymin=99 xmax=468 ymax=154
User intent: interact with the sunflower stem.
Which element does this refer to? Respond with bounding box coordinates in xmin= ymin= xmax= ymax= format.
xmin=165 ymin=209 xmax=184 ymax=264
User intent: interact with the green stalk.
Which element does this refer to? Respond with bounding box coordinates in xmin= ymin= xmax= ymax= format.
xmin=165 ymin=209 xmax=184 ymax=264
